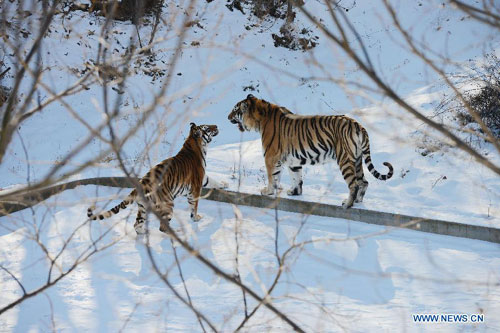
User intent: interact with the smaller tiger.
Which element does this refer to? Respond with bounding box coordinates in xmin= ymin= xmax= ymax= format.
xmin=87 ymin=123 xmax=228 ymax=234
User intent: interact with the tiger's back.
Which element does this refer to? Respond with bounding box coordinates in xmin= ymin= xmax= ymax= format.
xmin=271 ymin=114 xmax=362 ymax=165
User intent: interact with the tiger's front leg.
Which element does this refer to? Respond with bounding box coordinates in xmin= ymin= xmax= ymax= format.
xmin=261 ymin=158 xmax=282 ymax=195
xmin=188 ymin=187 xmax=202 ymax=222
xmin=287 ymin=165 xmax=303 ymax=196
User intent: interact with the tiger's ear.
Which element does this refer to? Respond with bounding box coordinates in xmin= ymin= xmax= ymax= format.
xmin=246 ymin=94 xmax=255 ymax=100
xmin=189 ymin=122 xmax=200 ymax=138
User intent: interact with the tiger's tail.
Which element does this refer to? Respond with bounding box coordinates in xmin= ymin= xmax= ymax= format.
xmin=361 ymin=128 xmax=393 ymax=180
xmin=87 ymin=189 xmax=137 ymax=220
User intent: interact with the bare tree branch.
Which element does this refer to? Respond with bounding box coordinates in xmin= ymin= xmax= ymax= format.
xmin=294 ymin=1 xmax=500 ymax=176
xmin=450 ymin=0 xmax=500 ymax=30
xmin=0 ymin=0 xmax=61 ymax=163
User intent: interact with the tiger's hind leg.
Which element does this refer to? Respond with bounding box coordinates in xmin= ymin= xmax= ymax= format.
xmin=134 ymin=202 xmax=147 ymax=234
xmin=158 ymin=203 xmax=174 ymax=234
xmin=339 ymin=159 xmax=358 ymax=209
xmin=354 ymin=156 xmax=369 ymax=203
xmin=287 ymin=165 xmax=303 ymax=196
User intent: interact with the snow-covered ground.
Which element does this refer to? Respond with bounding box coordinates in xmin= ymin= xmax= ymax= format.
xmin=1 ymin=0 xmax=500 ymax=331
xmin=1 ymin=186 xmax=499 ymax=332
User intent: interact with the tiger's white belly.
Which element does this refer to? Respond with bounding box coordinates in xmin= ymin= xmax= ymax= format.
xmin=285 ymin=153 xmax=336 ymax=167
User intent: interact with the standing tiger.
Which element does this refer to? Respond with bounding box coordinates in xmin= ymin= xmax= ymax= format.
xmin=228 ymin=94 xmax=393 ymax=208
xmin=87 ymin=123 xmax=228 ymax=234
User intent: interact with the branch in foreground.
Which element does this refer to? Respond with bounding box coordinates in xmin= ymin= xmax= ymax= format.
xmin=0 ymin=219 xmax=121 ymax=315
xmin=143 ymin=208 xmax=305 ymax=332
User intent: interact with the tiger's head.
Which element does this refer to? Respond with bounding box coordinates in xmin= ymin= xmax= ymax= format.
xmin=190 ymin=122 xmax=219 ymax=145
xmin=228 ymin=94 xmax=263 ymax=132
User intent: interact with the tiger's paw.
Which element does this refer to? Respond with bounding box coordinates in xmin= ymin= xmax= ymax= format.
xmin=287 ymin=187 xmax=302 ymax=196
xmin=191 ymin=214 xmax=203 ymax=222
xmin=159 ymin=224 xmax=171 ymax=234
xmin=135 ymin=222 xmax=147 ymax=234
xmin=87 ymin=205 xmax=96 ymax=218
xmin=341 ymin=199 xmax=354 ymax=209
xmin=260 ymin=187 xmax=275 ymax=196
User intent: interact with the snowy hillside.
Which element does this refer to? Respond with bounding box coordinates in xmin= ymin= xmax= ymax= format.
xmin=1 ymin=0 xmax=500 ymax=332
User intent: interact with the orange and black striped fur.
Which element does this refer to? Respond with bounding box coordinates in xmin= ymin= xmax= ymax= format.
xmin=228 ymin=94 xmax=393 ymax=208
xmin=87 ymin=123 xmax=227 ymax=234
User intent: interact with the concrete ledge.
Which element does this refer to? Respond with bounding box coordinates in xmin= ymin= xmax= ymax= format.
xmin=204 ymin=188 xmax=500 ymax=244
xmin=1 ymin=176 xmax=499 ymax=244
xmin=0 ymin=177 xmax=137 ymax=215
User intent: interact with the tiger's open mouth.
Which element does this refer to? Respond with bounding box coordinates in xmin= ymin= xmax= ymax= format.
xmin=237 ymin=123 xmax=244 ymax=132
xmin=230 ymin=119 xmax=245 ymax=132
